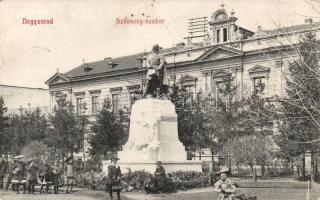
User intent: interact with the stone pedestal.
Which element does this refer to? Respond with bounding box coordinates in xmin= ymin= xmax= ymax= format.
xmin=103 ymin=98 xmax=201 ymax=174
xmin=119 ymin=98 xmax=186 ymax=162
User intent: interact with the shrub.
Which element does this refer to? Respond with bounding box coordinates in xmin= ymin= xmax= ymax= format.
xmin=76 ymin=169 xmax=210 ymax=193
xmin=83 ymin=159 xmax=102 ymax=172
xmin=76 ymin=171 xmax=106 ymax=190
xmin=168 ymin=170 xmax=210 ymax=189
xmin=21 ymin=141 xmax=55 ymax=164
xmin=144 ymin=176 xmax=177 ymax=194
xmin=122 ymin=169 xmax=153 ymax=190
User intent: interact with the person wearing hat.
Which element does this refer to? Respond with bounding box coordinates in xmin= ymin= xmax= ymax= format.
xmin=26 ymin=159 xmax=38 ymax=194
xmin=5 ymin=155 xmax=15 ymax=191
xmin=52 ymin=160 xmax=62 ymax=194
xmin=214 ymin=167 xmax=236 ymax=200
xmin=106 ymin=157 xmax=122 ymax=200
xmin=0 ymin=157 xmax=7 ymax=190
xmin=11 ymin=155 xmax=27 ymax=194
xmin=39 ymin=160 xmax=53 ymax=194
xmin=143 ymin=44 xmax=167 ymax=98
xmin=64 ymin=156 xmax=75 ymax=193
xmin=153 ymin=161 xmax=166 ymax=192
xmin=154 ymin=161 xmax=165 ymax=178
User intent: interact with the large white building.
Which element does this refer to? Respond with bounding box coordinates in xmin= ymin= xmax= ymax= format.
xmin=46 ymin=4 xmax=320 ymax=160
xmin=0 ymin=84 xmax=50 ymax=115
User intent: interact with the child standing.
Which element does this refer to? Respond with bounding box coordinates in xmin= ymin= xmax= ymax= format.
xmin=52 ymin=161 xmax=62 ymax=194
xmin=64 ymin=156 xmax=74 ymax=193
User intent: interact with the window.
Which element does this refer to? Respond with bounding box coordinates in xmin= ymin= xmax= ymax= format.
xmin=253 ymin=77 xmax=266 ymax=97
xmin=56 ymin=98 xmax=65 ymax=109
xmin=216 ymin=29 xmax=220 ymax=43
xmin=248 ymin=65 xmax=270 ymax=98
xmin=55 ymin=93 xmax=66 ymax=109
xmin=112 ymin=93 xmax=119 ymax=111
xmin=110 ymin=87 xmax=122 ymax=112
xmin=215 ymin=81 xmax=226 ymax=99
xmin=212 ymin=72 xmax=229 ymax=100
xmin=180 ymin=74 xmax=197 ymax=105
xmin=129 ymin=91 xmax=138 ymax=106
xmin=214 ymin=81 xmax=230 ymax=111
xmin=89 ymin=90 xmax=101 ymax=114
xmin=91 ymin=96 xmax=99 ymax=114
xmin=215 ymin=81 xmax=230 ymax=108
xmin=223 ymin=28 xmax=228 ymax=42
xmin=184 ymin=84 xmax=195 ymax=102
xmin=76 ymin=98 xmax=83 ymax=115
xmin=127 ymin=85 xmax=140 ymax=107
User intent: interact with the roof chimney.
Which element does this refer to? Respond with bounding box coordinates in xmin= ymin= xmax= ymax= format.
xmin=104 ymin=57 xmax=118 ymax=68
xmin=230 ymin=9 xmax=235 ymax=17
xmin=257 ymin=26 xmax=263 ymax=32
xmin=84 ymin=63 xmax=93 ymax=72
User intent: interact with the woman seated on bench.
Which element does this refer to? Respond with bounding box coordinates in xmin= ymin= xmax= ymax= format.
xmin=214 ymin=167 xmax=236 ymax=200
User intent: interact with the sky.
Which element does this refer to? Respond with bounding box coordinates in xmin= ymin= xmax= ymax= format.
xmin=0 ymin=0 xmax=319 ymax=89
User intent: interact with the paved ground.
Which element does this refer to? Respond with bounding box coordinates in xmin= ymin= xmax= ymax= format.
xmin=0 ymin=189 xmax=121 ymax=200
xmin=1 ymin=186 xmax=320 ymax=200
xmin=123 ymin=187 xmax=320 ymax=200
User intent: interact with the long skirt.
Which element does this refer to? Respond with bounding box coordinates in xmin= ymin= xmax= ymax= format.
xmin=218 ymin=193 xmax=236 ymax=200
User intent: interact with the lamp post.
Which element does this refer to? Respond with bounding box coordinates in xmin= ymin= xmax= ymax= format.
xmin=80 ymin=102 xmax=88 ymax=168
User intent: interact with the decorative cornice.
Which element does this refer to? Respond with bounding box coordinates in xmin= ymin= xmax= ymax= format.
xmin=89 ymin=89 xmax=101 ymax=94
xmin=126 ymin=85 xmax=140 ymax=91
xmin=195 ymin=45 xmax=243 ymax=62
xmin=212 ymin=70 xmax=230 ymax=78
xmin=74 ymin=91 xmax=85 ymax=96
xmin=248 ymin=65 xmax=270 ymax=74
xmin=45 ymin=72 xmax=70 ymax=85
xmin=110 ymin=87 xmax=122 ymax=93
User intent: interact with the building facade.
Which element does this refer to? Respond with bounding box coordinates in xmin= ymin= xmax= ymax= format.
xmin=46 ymin=5 xmax=320 ymax=160
xmin=0 ymin=84 xmax=50 ymax=115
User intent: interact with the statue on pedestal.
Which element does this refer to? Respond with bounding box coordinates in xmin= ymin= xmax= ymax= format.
xmin=143 ymin=44 xmax=169 ymax=98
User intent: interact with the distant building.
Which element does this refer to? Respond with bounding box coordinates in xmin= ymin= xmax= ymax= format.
xmin=45 ymin=4 xmax=320 ymax=160
xmin=0 ymin=84 xmax=50 ymax=115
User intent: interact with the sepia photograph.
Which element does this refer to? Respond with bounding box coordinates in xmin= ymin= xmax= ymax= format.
xmin=0 ymin=0 xmax=320 ymax=199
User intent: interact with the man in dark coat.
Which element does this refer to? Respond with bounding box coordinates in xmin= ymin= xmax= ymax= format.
xmin=154 ymin=161 xmax=165 ymax=178
xmin=0 ymin=157 xmax=7 ymax=190
xmin=107 ymin=157 xmax=122 ymax=200
xmin=52 ymin=160 xmax=62 ymax=194
xmin=154 ymin=161 xmax=166 ymax=192
xmin=39 ymin=160 xmax=52 ymax=194
xmin=5 ymin=156 xmax=15 ymax=191
xmin=11 ymin=155 xmax=27 ymax=194
xmin=26 ymin=159 xmax=38 ymax=194
xmin=143 ymin=44 xmax=168 ymax=98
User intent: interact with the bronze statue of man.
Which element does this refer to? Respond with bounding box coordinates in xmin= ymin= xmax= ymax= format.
xmin=143 ymin=44 xmax=168 ymax=98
